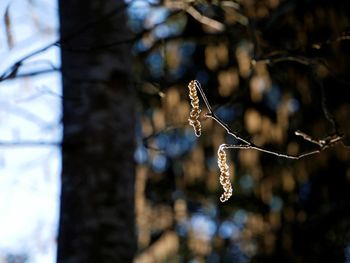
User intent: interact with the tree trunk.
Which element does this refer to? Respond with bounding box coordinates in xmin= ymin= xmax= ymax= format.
xmin=57 ymin=1 xmax=136 ymax=262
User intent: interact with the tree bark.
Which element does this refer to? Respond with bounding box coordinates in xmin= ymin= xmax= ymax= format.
xmin=57 ymin=1 xmax=136 ymax=262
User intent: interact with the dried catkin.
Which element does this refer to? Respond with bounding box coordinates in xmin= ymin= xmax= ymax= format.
xmin=188 ymin=80 xmax=201 ymax=137
xmin=217 ymin=146 xmax=232 ymax=202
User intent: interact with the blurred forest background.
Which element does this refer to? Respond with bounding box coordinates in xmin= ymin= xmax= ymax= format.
xmin=129 ymin=0 xmax=350 ymax=262
xmin=1 ymin=0 xmax=350 ymax=262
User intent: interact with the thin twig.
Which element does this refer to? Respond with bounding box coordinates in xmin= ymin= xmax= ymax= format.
xmin=1 ymin=68 xmax=59 ymax=81
xmin=0 ymin=141 xmax=60 ymax=147
xmin=297 ymin=131 xmax=344 ymax=147
xmin=0 ymin=2 xmax=129 ymax=82
xmin=312 ymin=34 xmax=350 ymax=50
xmin=254 ymin=52 xmax=350 ymax=85
xmin=194 ymin=80 xmax=250 ymax=145
xmin=189 ymin=79 xmax=346 ymax=202
xmin=253 ymin=54 xmax=312 ymax=66
xmin=221 ymin=143 xmax=321 ymax=160
xmin=193 ymin=80 xmax=212 ymax=114
xmin=134 ymin=0 xmax=221 ymax=37
xmin=192 ymin=80 xmax=345 ymax=160
xmin=186 ymin=6 xmax=225 ymax=31
xmin=295 ymin=130 xmax=323 ymax=147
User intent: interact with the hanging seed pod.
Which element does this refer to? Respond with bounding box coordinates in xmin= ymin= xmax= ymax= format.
xmin=188 ymin=80 xmax=202 ymax=137
xmin=217 ymin=146 xmax=232 ymax=202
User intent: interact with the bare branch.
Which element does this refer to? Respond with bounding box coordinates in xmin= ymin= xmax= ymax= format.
xmin=222 ymin=143 xmax=322 ymax=160
xmin=253 ymin=53 xmax=312 ymax=66
xmin=193 ymin=80 xmax=250 ymax=145
xmin=164 ymin=1 xmax=226 ymax=31
xmin=312 ymin=33 xmax=350 ymax=50
xmin=1 ymin=68 xmax=60 ymax=81
xmin=0 ymin=141 xmax=60 ymax=147
xmin=189 ymin=80 xmax=345 ymax=160
xmin=295 ymin=131 xmax=343 ymax=147
xmin=188 ymin=80 xmax=348 ymax=201
xmin=186 ymin=6 xmax=225 ymax=31
xmin=253 ymin=49 xmax=350 ymax=86
xmin=0 ymin=2 xmax=129 ymax=82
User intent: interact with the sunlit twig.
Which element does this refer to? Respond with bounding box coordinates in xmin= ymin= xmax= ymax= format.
xmin=194 ymin=80 xmax=343 ymax=159
xmin=188 ymin=80 xmax=346 ymax=201
xmin=295 ymin=130 xmax=343 ymax=148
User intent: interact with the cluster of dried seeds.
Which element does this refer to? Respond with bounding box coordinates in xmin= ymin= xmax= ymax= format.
xmin=217 ymin=147 xmax=232 ymax=202
xmin=188 ymin=80 xmax=233 ymax=202
xmin=188 ymin=80 xmax=202 ymax=137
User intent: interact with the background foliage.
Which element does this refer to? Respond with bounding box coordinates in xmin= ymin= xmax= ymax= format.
xmin=130 ymin=0 xmax=350 ymax=262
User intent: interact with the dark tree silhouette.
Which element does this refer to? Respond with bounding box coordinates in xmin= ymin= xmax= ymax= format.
xmin=57 ymin=0 xmax=136 ymax=262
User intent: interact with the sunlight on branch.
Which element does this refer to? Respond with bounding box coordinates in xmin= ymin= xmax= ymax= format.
xmin=187 ymin=80 xmax=346 ymax=202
